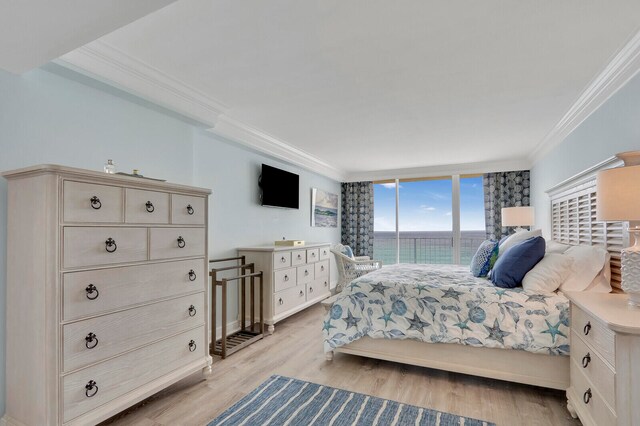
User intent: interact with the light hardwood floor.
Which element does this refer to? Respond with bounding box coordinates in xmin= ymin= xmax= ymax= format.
xmin=101 ymin=303 xmax=580 ymax=426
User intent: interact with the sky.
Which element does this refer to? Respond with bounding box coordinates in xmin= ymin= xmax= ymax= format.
xmin=374 ymin=176 xmax=485 ymax=232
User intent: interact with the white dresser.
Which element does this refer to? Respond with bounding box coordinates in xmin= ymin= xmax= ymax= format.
xmin=1 ymin=165 xmax=212 ymax=426
xmin=238 ymin=243 xmax=332 ymax=333
xmin=566 ymin=292 xmax=640 ymax=426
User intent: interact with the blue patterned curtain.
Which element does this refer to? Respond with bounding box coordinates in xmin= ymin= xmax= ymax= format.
xmin=341 ymin=182 xmax=374 ymax=257
xmin=483 ymin=170 xmax=530 ymax=240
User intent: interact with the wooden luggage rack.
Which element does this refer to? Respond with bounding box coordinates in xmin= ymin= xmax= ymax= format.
xmin=209 ymin=256 xmax=264 ymax=358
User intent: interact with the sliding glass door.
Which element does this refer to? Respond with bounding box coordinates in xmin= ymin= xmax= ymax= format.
xmin=460 ymin=175 xmax=486 ymax=264
xmin=373 ymin=181 xmax=397 ymax=265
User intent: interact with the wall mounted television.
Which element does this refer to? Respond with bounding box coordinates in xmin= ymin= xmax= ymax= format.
xmin=259 ymin=164 xmax=299 ymax=209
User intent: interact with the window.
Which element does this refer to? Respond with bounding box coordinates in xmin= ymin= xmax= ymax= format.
xmin=374 ymin=175 xmax=486 ymax=265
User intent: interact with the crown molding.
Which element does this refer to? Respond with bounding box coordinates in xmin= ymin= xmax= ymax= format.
xmin=55 ymin=40 xmax=228 ymax=127
xmin=345 ymin=157 xmax=532 ymax=182
xmin=209 ymin=116 xmax=348 ymax=181
xmin=529 ymin=29 xmax=640 ymax=164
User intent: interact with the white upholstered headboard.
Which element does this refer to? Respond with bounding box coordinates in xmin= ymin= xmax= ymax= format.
xmin=546 ymin=157 xmax=625 ymax=290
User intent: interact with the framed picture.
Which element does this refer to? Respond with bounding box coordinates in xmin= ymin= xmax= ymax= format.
xmin=311 ymin=188 xmax=338 ymax=227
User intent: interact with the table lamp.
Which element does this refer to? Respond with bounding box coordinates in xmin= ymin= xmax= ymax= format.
xmin=501 ymin=206 xmax=535 ymax=232
xmin=596 ymin=151 xmax=640 ymax=307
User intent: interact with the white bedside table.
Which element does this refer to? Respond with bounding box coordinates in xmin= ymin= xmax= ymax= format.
xmin=565 ymin=292 xmax=640 ymax=426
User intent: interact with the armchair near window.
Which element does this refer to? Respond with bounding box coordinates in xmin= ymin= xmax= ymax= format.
xmin=331 ymin=244 xmax=382 ymax=293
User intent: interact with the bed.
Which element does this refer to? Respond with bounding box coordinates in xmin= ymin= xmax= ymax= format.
xmin=323 ymin=157 xmax=623 ymax=391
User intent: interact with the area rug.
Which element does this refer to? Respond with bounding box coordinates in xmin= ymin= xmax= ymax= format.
xmin=208 ymin=375 xmax=494 ymax=426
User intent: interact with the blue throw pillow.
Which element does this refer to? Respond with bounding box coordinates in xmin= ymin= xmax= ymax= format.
xmin=341 ymin=245 xmax=355 ymax=259
xmin=490 ymin=236 xmax=545 ymax=288
xmin=470 ymin=240 xmax=499 ymax=277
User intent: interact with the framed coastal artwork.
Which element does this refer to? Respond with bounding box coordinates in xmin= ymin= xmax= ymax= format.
xmin=311 ymin=188 xmax=338 ymax=227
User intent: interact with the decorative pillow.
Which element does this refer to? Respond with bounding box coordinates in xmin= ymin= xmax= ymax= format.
xmin=560 ymin=245 xmax=610 ymax=292
xmin=546 ymin=240 xmax=571 ymax=254
xmin=582 ymin=252 xmax=612 ymax=293
xmin=491 ymin=236 xmax=546 ymax=288
xmin=470 ymin=240 xmax=499 ymax=277
xmin=523 ymin=253 xmax=574 ymax=294
xmin=341 ymin=245 xmax=355 ymax=259
xmin=498 ymin=229 xmax=543 ymax=256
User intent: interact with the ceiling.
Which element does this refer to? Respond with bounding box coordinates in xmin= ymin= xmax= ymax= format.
xmin=32 ymin=1 xmax=640 ymax=178
xmin=0 ymin=0 xmax=176 ymax=74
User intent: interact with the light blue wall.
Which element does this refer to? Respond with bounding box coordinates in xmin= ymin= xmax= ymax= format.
xmin=531 ymin=72 xmax=640 ymax=236
xmin=0 ymin=67 xmax=341 ymax=417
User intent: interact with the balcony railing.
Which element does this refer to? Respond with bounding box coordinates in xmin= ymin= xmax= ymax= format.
xmin=373 ymin=235 xmax=485 ymax=266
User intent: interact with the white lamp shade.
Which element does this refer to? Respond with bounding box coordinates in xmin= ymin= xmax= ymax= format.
xmin=596 ymin=164 xmax=640 ymax=221
xmin=501 ymin=206 xmax=535 ymax=227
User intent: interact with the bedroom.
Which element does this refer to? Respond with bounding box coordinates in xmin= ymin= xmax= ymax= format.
xmin=1 ymin=1 xmax=640 ymax=425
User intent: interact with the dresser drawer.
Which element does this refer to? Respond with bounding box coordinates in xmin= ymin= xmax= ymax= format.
xmin=315 ymin=259 xmax=329 ymax=278
xmin=297 ymin=264 xmax=314 ymax=285
xmin=570 ymin=331 xmax=615 ymax=410
xmin=319 ymin=246 xmax=330 ymax=260
xmin=313 ymin=277 xmax=331 ymax=295
xmin=63 ymin=326 xmax=205 ymax=422
xmin=274 ymin=285 xmax=306 ymax=316
xmin=171 ymin=194 xmax=205 ymax=225
xmin=63 ymin=293 xmax=204 ymax=372
xmin=63 ymin=227 xmax=147 ymax=268
xmin=273 ymin=267 xmax=297 ymax=292
xmin=149 ymin=227 xmax=205 ymax=260
xmin=306 ymin=248 xmax=320 ymax=263
xmin=306 ymin=281 xmax=329 ymax=301
xmin=291 ymin=250 xmax=306 ymax=266
xmin=570 ymin=360 xmax=617 ymax=426
xmin=63 ymin=181 xmax=123 ymax=223
xmin=63 ymin=259 xmax=206 ymax=321
xmin=571 ymin=304 xmax=616 ymax=367
xmin=273 ymin=251 xmax=292 ymax=269
xmin=125 ymin=188 xmax=169 ymax=224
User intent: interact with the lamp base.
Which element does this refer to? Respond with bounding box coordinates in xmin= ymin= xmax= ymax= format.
xmin=621 ymin=229 xmax=640 ymax=309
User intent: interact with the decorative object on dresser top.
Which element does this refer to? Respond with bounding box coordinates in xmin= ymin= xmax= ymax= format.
xmin=501 ymin=206 xmax=535 ymax=233
xmin=596 ymin=151 xmax=640 ymax=307
xmin=206 ymin=375 xmax=495 ymax=426
xmin=1 ymin=164 xmax=211 ymax=426
xmin=565 ymin=292 xmax=640 ymax=426
xmin=209 ymin=257 xmax=264 ymax=359
xmin=238 ymin=243 xmax=332 ymax=334
xmin=331 ymin=244 xmax=382 ymax=293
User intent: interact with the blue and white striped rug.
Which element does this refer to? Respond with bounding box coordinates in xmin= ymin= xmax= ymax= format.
xmin=208 ymin=375 xmax=494 ymax=426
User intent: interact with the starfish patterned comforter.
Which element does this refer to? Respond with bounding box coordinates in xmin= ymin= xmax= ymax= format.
xmin=323 ymin=263 xmax=570 ymax=356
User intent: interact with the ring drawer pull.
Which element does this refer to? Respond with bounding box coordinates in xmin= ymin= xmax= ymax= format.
xmin=321 ymin=265 xmax=325 ymax=271
xmin=85 ymin=380 xmax=98 ymax=398
xmin=583 ymin=322 xmax=591 ymax=336
xmin=299 ymin=290 xmax=304 ymax=297
xmin=186 ymin=204 xmax=194 ymax=215
xmin=90 ymin=196 xmax=102 ymax=210
xmin=297 ymin=254 xmax=302 ymax=259
xmin=311 ymin=252 xmax=316 ymax=257
xmin=281 ymin=256 xmax=286 ymax=263
xmin=284 ymin=275 xmax=289 ymax=282
xmin=583 ymin=388 xmax=592 ymax=404
xmin=188 ymin=270 xmax=197 ymax=281
xmin=105 ymin=238 xmax=117 ymax=253
xmin=85 ymin=332 xmax=99 ymax=349
xmin=324 ymin=281 xmax=328 ymax=287
xmin=85 ymin=284 xmax=99 ymax=300
xmin=309 ymin=287 xmax=314 ymax=293
xmin=177 ymin=236 xmax=186 ymax=248
xmin=279 ymin=298 xmax=284 ymax=305
xmin=304 ymin=270 xmax=309 ymax=276
xmin=582 ymin=353 xmax=591 ymax=368
xmin=188 ymin=305 xmax=197 ymax=317
xmin=188 ymin=339 xmax=197 ymax=352
xmin=145 ymin=201 xmax=155 ymax=213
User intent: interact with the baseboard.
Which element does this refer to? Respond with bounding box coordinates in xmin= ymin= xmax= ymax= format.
xmin=213 ymin=319 xmax=241 ymax=339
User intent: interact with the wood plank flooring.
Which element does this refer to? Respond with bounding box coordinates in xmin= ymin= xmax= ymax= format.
xmin=101 ymin=303 xmax=580 ymax=426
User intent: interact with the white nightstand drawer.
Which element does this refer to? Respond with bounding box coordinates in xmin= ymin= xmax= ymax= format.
xmin=571 ymin=304 xmax=615 ymax=367
xmin=273 ymin=267 xmax=297 ymax=292
xmin=306 ymin=248 xmax=320 ymax=263
xmin=291 ymin=250 xmax=306 ymax=266
xmin=63 ymin=181 xmax=124 ymax=223
xmin=570 ymin=331 xmax=615 ymax=410
xmin=125 ymin=188 xmax=169 ymax=224
xmin=297 ymin=265 xmax=314 ymax=285
xmin=273 ymin=251 xmax=292 ymax=269
xmin=570 ymin=359 xmax=617 ymax=426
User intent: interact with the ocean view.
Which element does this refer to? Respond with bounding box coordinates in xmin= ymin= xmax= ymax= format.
xmin=373 ymin=230 xmax=485 ymax=266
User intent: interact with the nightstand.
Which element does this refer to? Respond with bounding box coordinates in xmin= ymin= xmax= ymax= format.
xmin=566 ymin=292 xmax=640 ymax=426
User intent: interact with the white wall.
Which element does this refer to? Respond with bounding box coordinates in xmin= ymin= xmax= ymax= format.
xmin=0 ymin=67 xmax=341 ymax=417
xmin=531 ymin=72 xmax=640 ymax=237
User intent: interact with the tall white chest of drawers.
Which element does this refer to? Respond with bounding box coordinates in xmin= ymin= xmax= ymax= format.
xmin=238 ymin=243 xmax=331 ymax=333
xmin=1 ymin=165 xmax=212 ymax=426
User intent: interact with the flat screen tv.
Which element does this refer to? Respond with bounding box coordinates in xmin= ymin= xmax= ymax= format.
xmin=259 ymin=164 xmax=299 ymax=209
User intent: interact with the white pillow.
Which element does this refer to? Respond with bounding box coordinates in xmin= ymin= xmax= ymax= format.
xmin=499 ymin=229 xmax=543 ymax=256
xmin=522 ymin=253 xmax=574 ymax=294
xmin=582 ymin=252 xmax=612 ymax=293
xmin=546 ymin=240 xmax=571 ymax=254
xmin=560 ymin=245 xmax=610 ymax=292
